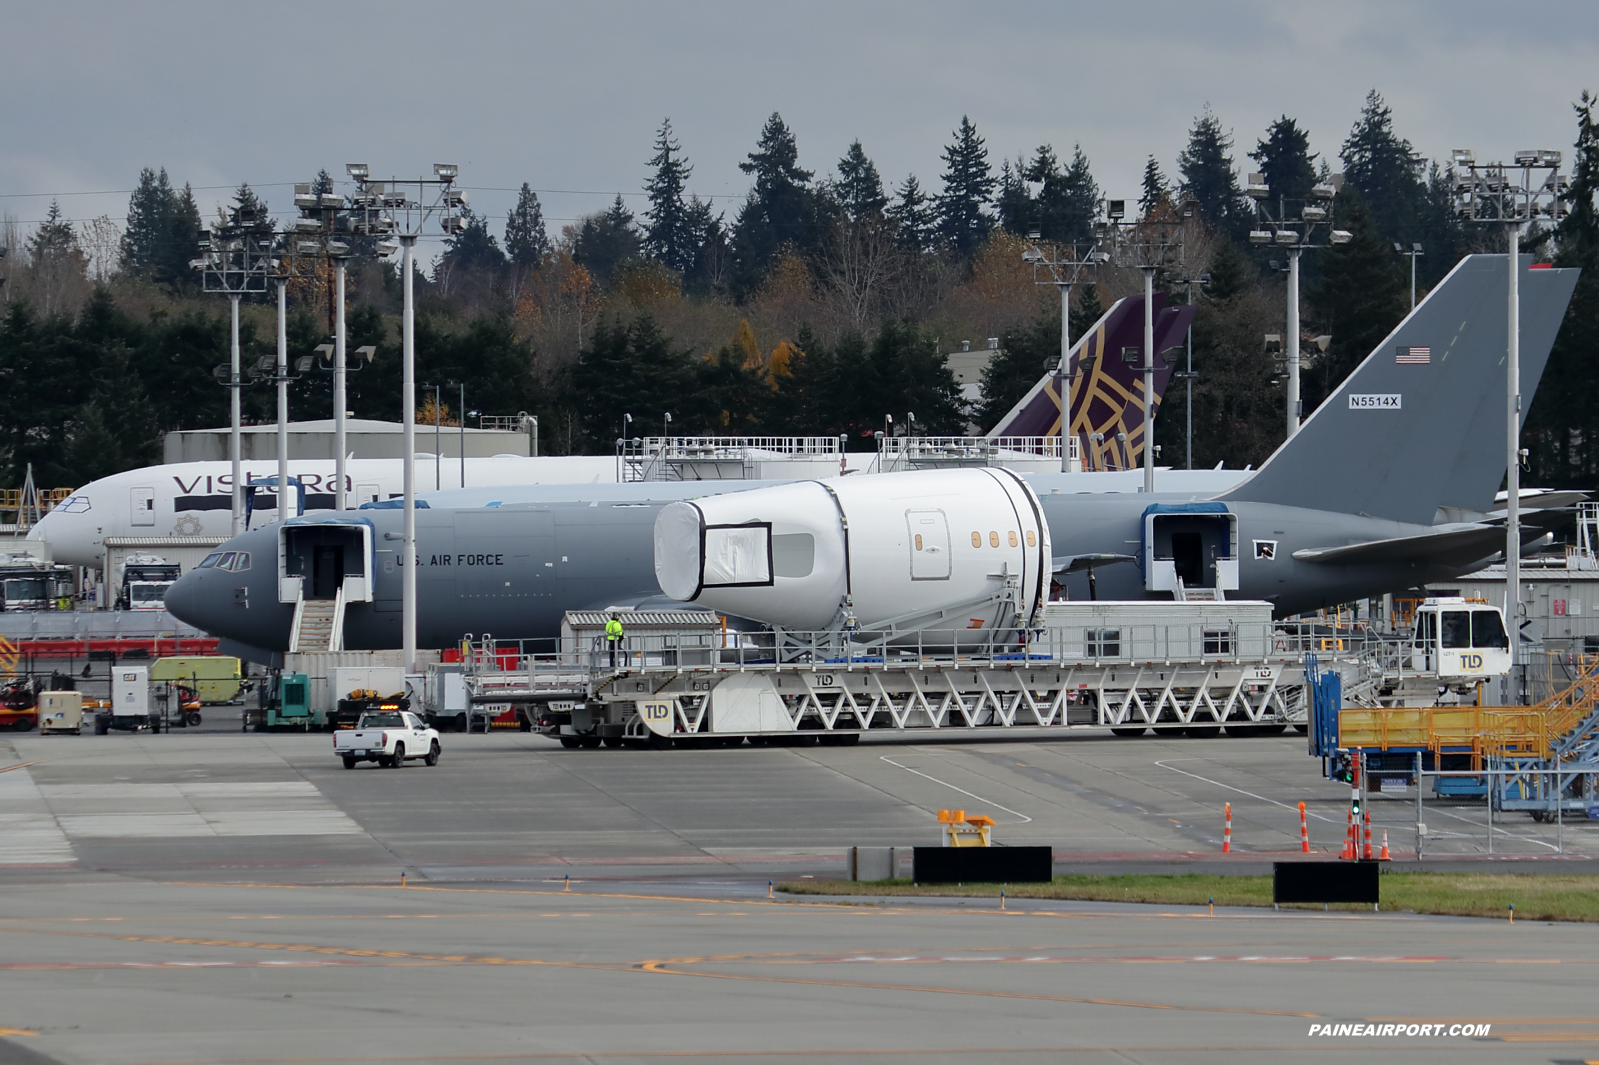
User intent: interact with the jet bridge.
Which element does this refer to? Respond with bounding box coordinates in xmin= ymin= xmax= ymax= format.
xmin=278 ymin=517 xmax=374 ymax=653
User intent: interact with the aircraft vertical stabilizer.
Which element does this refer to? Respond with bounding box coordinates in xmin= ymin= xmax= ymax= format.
xmin=1219 ymin=255 xmax=1579 ymax=525
xmin=985 ymin=294 xmax=1194 ymax=471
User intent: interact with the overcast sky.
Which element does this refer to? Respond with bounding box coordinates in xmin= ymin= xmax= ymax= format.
xmin=5 ymin=1 xmax=1597 ymax=262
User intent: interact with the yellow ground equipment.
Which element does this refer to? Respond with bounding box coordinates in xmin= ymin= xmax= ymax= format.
xmin=936 ymin=809 xmax=995 ymax=847
xmin=150 ymin=656 xmax=243 ymax=704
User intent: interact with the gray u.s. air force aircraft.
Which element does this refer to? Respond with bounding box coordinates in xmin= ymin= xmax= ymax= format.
xmin=165 ymin=254 xmax=1578 ymax=661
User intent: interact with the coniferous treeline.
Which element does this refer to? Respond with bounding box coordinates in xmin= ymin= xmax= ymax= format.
xmin=3 ymin=90 xmax=1598 ymax=491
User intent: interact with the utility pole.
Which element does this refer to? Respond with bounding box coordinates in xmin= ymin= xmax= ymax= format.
xmin=1022 ymin=236 xmax=1105 ymax=471
xmin=1452 ymin=148 xmax=1567 ymax=701
xmin=1246 ymin=173 xmax=1349 ymax=440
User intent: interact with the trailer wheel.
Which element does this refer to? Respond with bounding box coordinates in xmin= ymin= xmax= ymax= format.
xmin=1110 ymin=727 xmax=1147 ymax=738
xmin=424 ymin=741 xmax=440 ymax=767
xmin=388 ymin=743 xmax=405 ymax=768
xmin=579 ymin=735 xmax=602 ymax=749
xmin=601 ymin=736 xmax=622 ymax=748
xmin=342 ymin=756 xmax=357 ymax=769
xmin=186 ymin=711 xmax=203 ymax=727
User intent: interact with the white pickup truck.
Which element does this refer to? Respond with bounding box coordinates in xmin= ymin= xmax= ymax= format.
xmin=334 ymin=710 xmax=441 ymax=769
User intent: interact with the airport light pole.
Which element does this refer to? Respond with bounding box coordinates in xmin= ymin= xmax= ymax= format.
xmin=341 ymin=163 xmax=466 ymax=672
xmin=1452 ymin=148 xmax=1567 ymax=693
xmin=1096 ymin=197 xmax=1190 ymax=493
xmin=1246 ymin=173 xmax=1350 ymax=441
xmin=1171 ymin=272 xmax=1210 ymax=470
xmin=1022 ymin=235 xmax=1107 ymax=471
xmin=1395 ymin=243 xmax=1424 ymax=310
xmin=193 ymin=206 xmax=276 ymax=535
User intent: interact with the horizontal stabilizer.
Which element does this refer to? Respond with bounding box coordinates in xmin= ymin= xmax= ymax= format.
xmin=1292 ymin=524 xmax=1551 ymax=567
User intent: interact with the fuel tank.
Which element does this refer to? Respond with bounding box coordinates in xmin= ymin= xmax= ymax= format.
xmin=654 ymin=468 xmax=1052 ymax=632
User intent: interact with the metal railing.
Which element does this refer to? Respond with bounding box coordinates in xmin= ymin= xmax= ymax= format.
xmin=875 ymin=435 xmax=1079 ymax=473
xmin=617 ymin=436 xmax=844 ymax=482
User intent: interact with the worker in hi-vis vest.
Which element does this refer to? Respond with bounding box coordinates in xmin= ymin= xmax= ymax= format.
xmin=605 ymin=612 xmax=624 ymax=666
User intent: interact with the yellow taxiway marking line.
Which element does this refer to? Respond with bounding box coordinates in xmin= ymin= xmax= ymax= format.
xmin=0 ymin=1028 xmax=38 ymax=1036
xmin=0 ymin=760 xmax=47 ymax=775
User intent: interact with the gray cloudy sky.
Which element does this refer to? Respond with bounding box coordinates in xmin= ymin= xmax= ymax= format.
xmin=5 ymin=0 xmax=1597 ymax=262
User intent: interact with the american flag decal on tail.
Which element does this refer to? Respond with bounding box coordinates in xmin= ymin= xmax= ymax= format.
xmin=1395 ymin=345 xmax=1431 ymax=364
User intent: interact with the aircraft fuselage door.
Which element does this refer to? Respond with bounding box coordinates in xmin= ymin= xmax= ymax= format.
xmin=907 ymin=509 xmax=951 ymax=580
xmin=131 ymin=487 xmax=155 ymax=527
xmin=312 ymin=546 xmax=344 ymax=600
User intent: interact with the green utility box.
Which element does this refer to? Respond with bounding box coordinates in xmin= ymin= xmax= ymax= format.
xmin=268 ymin=673 xmax=312 ymax=728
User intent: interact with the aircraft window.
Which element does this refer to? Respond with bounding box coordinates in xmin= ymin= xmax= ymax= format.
xmin=1472 ymin=610 xmax=1509 ymax=649
xmin=989 ymin=531 xmax=999 ymax=548
xmin=1026 ymin=530 xmax=1036 ymax=547
xmin=971 ymin=532 xmax=981 ymax=548
xmin=56 ymin=496 xmax=91 ymax=513
xmin=197 ymin=553 xmax=223 ymax=569
xmin=230 ymin=552 xmax=251 ymax=572
xmin=1441 ymin=611 xmax=1471 ymax=649
xmin=216 ymin=552 xmax=237 ymax=571
xmin=1008 ymin=531 xmax=1018 ymax=548
xmin=702 ymin=525 xmax=772 ymax=586
xmin=914 ymin=534 xmax=923 ymax=551
xmin=772 ymin=534 xmax=814 ymax=579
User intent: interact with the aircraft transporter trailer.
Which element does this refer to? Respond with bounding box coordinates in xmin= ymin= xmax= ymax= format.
xmin=465 ymin=602 xmax=1325 ymax=748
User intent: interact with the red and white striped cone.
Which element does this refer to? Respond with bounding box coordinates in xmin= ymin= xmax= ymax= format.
xmin=1299 ymin=801 xmax=1310 ymax=854
xmin=1341 ymin=807 xmax=1355 ymax=860
xmin=1223 ymin=802 xmax=1232 ymax=853
xmin=1363 ymin=811 xmax=1373 ymax=860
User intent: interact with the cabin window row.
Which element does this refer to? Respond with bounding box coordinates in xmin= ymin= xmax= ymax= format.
xmin=964 ymin=530 xmax=1036 ymax=549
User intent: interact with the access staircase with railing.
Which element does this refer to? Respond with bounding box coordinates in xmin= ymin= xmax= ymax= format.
xmin=289 ymin=595 xmax=342 ymax=653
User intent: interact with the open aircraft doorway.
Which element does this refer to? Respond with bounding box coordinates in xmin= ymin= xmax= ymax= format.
xmin=279 ymin=518 xmax=374 ymax=652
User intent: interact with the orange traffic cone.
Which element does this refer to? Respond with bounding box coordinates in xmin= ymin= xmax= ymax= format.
xmin=1222 ymin=802 xmax=1232 ymax=853
xmin=1380 ymin=830 xmax=1391 ymax=862
xmin=1299 ymin=801 xmax=1310 ymax=854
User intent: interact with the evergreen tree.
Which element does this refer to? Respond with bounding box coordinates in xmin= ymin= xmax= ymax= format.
xmin=936 ymin=116 xmax=995 ymax=255
xmin=1309 ymin=190 xmax=1407 ymax=409
xmin=571 ymin=315 xmax=696 ymax=447
xmin=995 ymin=158 xmax=1034 ymax=235
xmin=1069 ymin=282 xmax=1105 ymax=341
xmin=1032 ymin=144 xmax=1099 ymax=242
xmin=769 ymin=325 xmax=845 ymax=435
xmin=504 ymin=183 xmax=551 ymax=268
xmin=1525 ymin=91 xmax=1599 ymax=487
xmin=642 ymin=118 xmax=698 ymax=273
xmin=730 ymin=113 xmax=819 ymax=294
xmin=1339 ymin=90 xmax=1424 ymax=245
xmin=438 ymin=206 xmax=506 ymax=274
xmin=834 ymin=140 xmax=888 ymax=220
xmin=310 ymin=169 xmax=335 ymax=197
xmin=571 ymin=196 xmax=642 ymax=288
xmin=1204 ymin=238 xmax=1252 ymax=301
xmin=120 ymin=168 xmax=174 ymax=277
xmin=1140 ymin=156 xmax=1170 ymax=215
xmin=887 ymin=175 xmax=937 ymax=252
xmin=230 ymin=182 xmax=270 ymax=228
xmin=1250 ymin=116 xmax=1318 ymax=203
xmin=1178 ymin=108 xmax=1246 ymax=233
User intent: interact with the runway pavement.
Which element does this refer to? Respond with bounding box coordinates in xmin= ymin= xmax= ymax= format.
xmin=2 ymin=729 xmax=1596 ymax=1062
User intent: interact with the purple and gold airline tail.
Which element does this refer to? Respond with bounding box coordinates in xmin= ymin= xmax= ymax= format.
xmin=985 ymin=294 xmax=1194 ymax=471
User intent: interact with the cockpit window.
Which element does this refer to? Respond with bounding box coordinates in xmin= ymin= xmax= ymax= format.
xmin=216 ymin=552 xmax=236 ymax=570
xmin=230 ymin=552 xmax=250 ymax=572
xmin=197 ymin=553 xmax=223 ymax=569
xmin=55 ymin=496 xmax=91 ymax=513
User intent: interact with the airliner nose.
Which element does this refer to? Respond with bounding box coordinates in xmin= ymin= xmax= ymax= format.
xmin=163 ymin=569 xmax=206 ymax=628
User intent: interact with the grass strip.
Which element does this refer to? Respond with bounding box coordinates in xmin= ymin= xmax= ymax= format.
xmin=778 ymin=873 xmax=1599 ymax=922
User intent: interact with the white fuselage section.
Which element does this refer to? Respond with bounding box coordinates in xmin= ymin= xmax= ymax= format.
xmin=30 ymin=456 xmax=619 ymax=568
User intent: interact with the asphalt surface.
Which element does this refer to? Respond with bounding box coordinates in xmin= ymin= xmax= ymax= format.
xmin=1 ymin=729 xmax=1596 ymax=1062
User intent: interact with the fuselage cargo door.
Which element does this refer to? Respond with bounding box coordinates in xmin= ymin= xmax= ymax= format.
xmin=1142 ymin=503 xmax=1239 ymax=599
xmin=131 ymin=487 xmax=155 ymax=527
xmin=906 ymin=509 xmax=951 ymax=580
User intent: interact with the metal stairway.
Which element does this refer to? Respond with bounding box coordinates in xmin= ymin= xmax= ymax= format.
xmin=290 ymin=596 xmax=341 ymax=653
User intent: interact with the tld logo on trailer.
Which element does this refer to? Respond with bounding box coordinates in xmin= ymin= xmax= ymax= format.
xmin=637 ymin=699 xmax=677 ymax=736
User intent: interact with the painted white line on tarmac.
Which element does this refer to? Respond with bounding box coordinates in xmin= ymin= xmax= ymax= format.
xmin=1154 ymin=759 xmax=1343 ymax=824
xmin=879 ymin=756 xmax=1033 ymax=824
